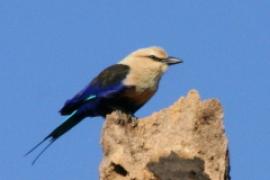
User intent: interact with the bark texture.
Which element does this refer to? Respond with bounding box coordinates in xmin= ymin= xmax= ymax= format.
xmin=99 ymin=90 xmax=230 ymax=180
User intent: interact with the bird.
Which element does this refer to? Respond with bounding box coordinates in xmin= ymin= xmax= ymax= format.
xmin=25 ymin=46 xmax=183 ymax=164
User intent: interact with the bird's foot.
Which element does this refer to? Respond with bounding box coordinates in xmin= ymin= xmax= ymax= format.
xmin=126 ymin=114 xmax=138 ymax=127
xmin=127 ymin=114 xmax=138 ymax=121
xmin=114 ymin=111 xmax=138 ymax=127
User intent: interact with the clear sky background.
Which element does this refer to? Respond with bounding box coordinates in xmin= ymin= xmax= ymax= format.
xmin=1 ymin=0 xmax=269 ymax=179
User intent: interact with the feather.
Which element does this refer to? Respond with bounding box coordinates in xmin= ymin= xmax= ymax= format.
xmin=25 ymin=112 xmax=84 ymax=164
xmin=59 ymin=64 xmax=130 ymax=115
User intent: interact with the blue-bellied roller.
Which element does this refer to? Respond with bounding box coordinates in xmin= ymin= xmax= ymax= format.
xmin=25 ymin=47 xmax=183 ymax=164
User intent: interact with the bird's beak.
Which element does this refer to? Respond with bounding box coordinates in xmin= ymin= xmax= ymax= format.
xmin=163 ymin=56 xmax=183 ymax=65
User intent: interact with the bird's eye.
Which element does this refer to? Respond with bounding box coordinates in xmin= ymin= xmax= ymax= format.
xmin=148 ymin=55 xmax=160 ymax=61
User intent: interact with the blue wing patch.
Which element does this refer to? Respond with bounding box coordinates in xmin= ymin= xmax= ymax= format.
xmin=59 ymin=64 xmax=130 ymax=116
xmin=84 ymin=95 xmax=96 ymax=102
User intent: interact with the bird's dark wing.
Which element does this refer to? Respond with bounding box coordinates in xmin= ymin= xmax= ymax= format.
xmin=59 ymin=64 xmax=130 ymax=115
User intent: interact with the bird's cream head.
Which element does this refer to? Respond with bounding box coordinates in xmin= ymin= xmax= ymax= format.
xmin=119 ymin=47 xmax=183 ymax=91
xmin=119 ymin=47 xmax=182 ymax=73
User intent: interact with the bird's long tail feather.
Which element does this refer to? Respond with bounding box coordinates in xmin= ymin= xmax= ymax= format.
xmin=25 ymin=112 xmax=84 ymax=165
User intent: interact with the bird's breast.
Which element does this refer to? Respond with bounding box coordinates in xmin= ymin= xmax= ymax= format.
xmin=123 ymin=68 xmax=162 ymax=92
xmin=120 ymin=64 xmax=163 ymax=106
xmin=122 ymin=86 xmax=156 ymax=106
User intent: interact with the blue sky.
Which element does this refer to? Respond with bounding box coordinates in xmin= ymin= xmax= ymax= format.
xmin=1 ymin=0 xmax=269 ymax=179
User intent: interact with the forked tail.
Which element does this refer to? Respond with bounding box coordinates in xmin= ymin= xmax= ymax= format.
xmin=25 ymin=112 xmax=84 ymax=165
